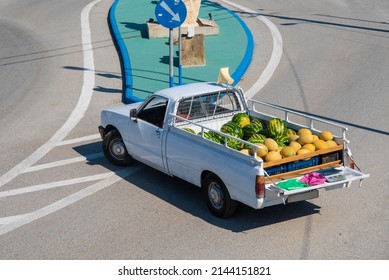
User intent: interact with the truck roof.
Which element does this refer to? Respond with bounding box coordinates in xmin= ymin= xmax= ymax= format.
xmin=154 ymin=82 xmax=231 ymax=101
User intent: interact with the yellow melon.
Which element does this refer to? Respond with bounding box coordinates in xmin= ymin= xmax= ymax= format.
xmin=326 ymin=140 xmax=338 ymax=148
xmin=289 ymin=134 xmax=300 ymax=142
xmin=312 ymin=135 xmax=319 ymax=141
xmin=320 ymin=130 xmax=333 ymax=141
xmin=313 ymin=139 xmax=328 ymax=150
xmin=303 ymin=143 xmax=316 ymax=152
xmin=289 ymin=141 xmax=302 ymax=152
xmin=298 ymin=148 xmax=311 ymax=155
xmin=240 ymin=149 xmax=251 ymax=155
xmin=264 ymin=138 xmax=278 ymax=151
xmin=252 ymin=144 xmax=268 ymax=157
xmin=280 ymin=146 xmax=296 ymax=158
xmin=297 ymin=128 xmax=312 ymax=136
xmin=265 ymin=151 xmax=282 ymax=162
xmin=298 ymin=134 xmax=314 ymax=145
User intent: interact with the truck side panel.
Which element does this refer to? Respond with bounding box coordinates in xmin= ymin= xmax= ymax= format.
xmin=165 ymin=127 xmax=264 ymax=209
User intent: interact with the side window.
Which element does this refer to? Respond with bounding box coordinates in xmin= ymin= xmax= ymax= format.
xmin=137 ymin=96 xmax=168 ymax=128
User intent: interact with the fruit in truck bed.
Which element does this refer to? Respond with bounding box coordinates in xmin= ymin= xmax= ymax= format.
xmin=221 ymin=121 xmax=243 ymax=139
xmin=298 ymin=134 xmax=314 ymax=145
xmin=264 ymin=138 xmax=278 ymax=151
xmin=232 ymin=113 xmax=250 ymax=128
xmin=243 ymin=123 xmax=262 ymax=139
xmin=183 ymin=127 xmax=195 ymax=134
xmin=326 ymin=140 xmax=338 ymax=148
xmin=320 ymin=130 xmax=333 ymax=141
xmin=274 ymin=135 xmax=289 ymax=147
xmin=289 ymin=134 xmax=299 ymax=142
xmin=297 ymin=148 xmax=311 ymax=156
xmin=297 ymin=128 xmax=312 ymax=136
xmin=240 ymin=149 xmax=251 ymax=155
xmin=265 ymin=151 xmax=282 ymax=162
xmin=267 ymin=118 xmax=287 ymax=138
xmin=280 ymin=146 xmax=296 ymax=158
xmin=248 ymin=133 xmax=267 ymax=144
xmin=289 ymin=141 xmax=302 ymax=152
xmin=252 ymin=144 xmax=268 ymax=157
xmin=313 ymin=139 xmax=329 ymax=150
xmin=303 ymin=143 xmax=316 ymax=152
xmin=251 ymin=119 xmax=264 ymax=131
xmin=286 ymin=128 xmax=296 ymax=137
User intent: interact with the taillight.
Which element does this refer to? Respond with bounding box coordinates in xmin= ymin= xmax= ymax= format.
xmin=349 ymin=156 xmax=355 ymax=169
xmin=256 ymin=175 xmax=265 ymax=199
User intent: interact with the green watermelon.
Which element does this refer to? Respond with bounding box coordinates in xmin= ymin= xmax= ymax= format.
xmin=242 ymin=124 xmax=258 ymax=140
xmin=202 ymin=131 xmax=223 ymax=144
xmin=226 ymin=138 xmax=243 ymax=150
xmin=208 ymin=131 xmax=224 ymax=144
xmin=248 ymin=134 xmax=266 ymax=144
xmin=274 ymin=135 xmax=289 ymax=147
xmin=251 ymin=119 xmax=264 ymax=131
xmin=182 ymin=127 xmax=195 ymax=134
xmin=267 ymin=118 xmax=287 ymax=138
xmin=231 ymin=113 xmax=250 ymax=128
xmin=286 ymin=128 xmax=296 ymax=137
xmin=243 ymin=119 xmax=264 ymax=140
xmin=220 ymin=121 xmax=243 ymax=139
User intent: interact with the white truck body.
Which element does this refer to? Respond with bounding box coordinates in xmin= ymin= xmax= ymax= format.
xmin=99 ymin=82 xmax=369 ymax=217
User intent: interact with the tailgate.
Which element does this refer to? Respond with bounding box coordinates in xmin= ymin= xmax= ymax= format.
xmin=266 ymin=167 xmax=369 ymax=196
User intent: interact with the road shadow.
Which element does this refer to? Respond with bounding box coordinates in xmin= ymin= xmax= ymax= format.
xmin=73 ymin=141 xmax=321 ymax=232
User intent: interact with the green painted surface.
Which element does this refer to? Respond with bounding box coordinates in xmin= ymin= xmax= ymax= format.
xmin=115 ymin=0 xmax=247 ymax=100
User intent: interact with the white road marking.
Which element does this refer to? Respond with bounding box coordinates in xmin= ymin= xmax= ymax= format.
xmin=22 ymin=152 xmax=104 ymax=173
xmin=220 ymin=0 xmax=283 ymax=98
xmin=0 ymin=172 xmax=114 ymax=198
xmin=0 ymin=0 xmax=101 ymax=189
xmin=0 ymin=167 xmax=142 ymax=236
xmin=56 ymin=133 xmax=101 ymax=146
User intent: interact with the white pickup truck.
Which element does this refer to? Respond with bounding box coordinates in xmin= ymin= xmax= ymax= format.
xmin=99 ymin=82 xmax=368 ymax=218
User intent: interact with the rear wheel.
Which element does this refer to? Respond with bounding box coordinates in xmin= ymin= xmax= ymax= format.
xmin=202 ymin=173 xmax=237 ymax=218
xmin=102 ymin=129 xmax=133 ymax=166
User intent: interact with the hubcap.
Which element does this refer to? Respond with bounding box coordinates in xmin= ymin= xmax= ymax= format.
xmin=209 ymin=182 xmax=224 ymax=210
xmin=111 ymin=139 xmax=126 ymax=160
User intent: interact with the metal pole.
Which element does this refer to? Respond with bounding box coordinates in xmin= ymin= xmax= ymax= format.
xmin=169 ymin=28 xmax=174 ymax=87
xmin=178 ymin=26 xmax=182 ymax=85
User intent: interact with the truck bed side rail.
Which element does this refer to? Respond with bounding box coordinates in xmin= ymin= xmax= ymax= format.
xmin=247 ymin=99 xmax=350 ymax=145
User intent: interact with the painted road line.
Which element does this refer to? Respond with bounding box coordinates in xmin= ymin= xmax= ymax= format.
xmin=22 ymin=152 xmax=104 ymax=173
xmin=0 ymin=172 xmax=115 ymax=198
xmin=220 ymin=0 xmax=283 ymax=99
xmin=56 ymin=133 xmax=101 ymax=146
xmin=0 ymin=166 xmax=142 ymax=236
xmin=0 ymin=0 xmax=101 ymax=189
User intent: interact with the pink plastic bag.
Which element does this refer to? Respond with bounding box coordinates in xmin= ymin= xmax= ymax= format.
xmin=301 ymin=172 xmax=326 ymax=186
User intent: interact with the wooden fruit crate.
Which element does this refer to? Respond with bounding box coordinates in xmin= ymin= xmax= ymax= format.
xmin=264 ymin=144 xmax=344 ymax=183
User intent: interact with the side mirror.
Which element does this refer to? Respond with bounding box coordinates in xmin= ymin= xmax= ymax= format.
xmin=129 ymin=108 xmax=137 ymax=121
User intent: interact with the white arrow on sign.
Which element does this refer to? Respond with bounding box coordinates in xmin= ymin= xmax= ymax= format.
xmin=160 ymin=0 xmax=181 ymax=22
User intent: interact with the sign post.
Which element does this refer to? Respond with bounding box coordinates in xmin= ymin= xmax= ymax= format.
xmin=155 ymin=0 xmax=187 ymax=87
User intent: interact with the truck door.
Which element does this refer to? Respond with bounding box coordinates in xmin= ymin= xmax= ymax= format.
xmin=127 ymin=96 xmax=168 ymax=171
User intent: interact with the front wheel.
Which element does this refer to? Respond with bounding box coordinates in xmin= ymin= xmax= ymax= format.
xmin=202 ymin=173 xmax=237 ymax=218
xmin=102 ymin=129 xmax=133 ymax=166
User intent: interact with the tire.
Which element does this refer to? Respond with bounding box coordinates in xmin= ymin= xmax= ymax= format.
xmin=202 ymin=173 xmax=237 ymax=218
xmin=102 ymin=129 xmax=133 ymax=166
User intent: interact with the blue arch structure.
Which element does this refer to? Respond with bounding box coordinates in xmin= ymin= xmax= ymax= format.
xmin=109 ymin=0 xmax=253 ymax=104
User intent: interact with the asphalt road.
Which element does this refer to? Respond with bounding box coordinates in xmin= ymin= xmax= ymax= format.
xmin=0 ymin=0 xmax=388 ymax=260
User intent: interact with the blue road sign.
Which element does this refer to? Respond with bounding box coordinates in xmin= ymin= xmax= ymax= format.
xmin=155 ymin=0 xmax=187 ymax=29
